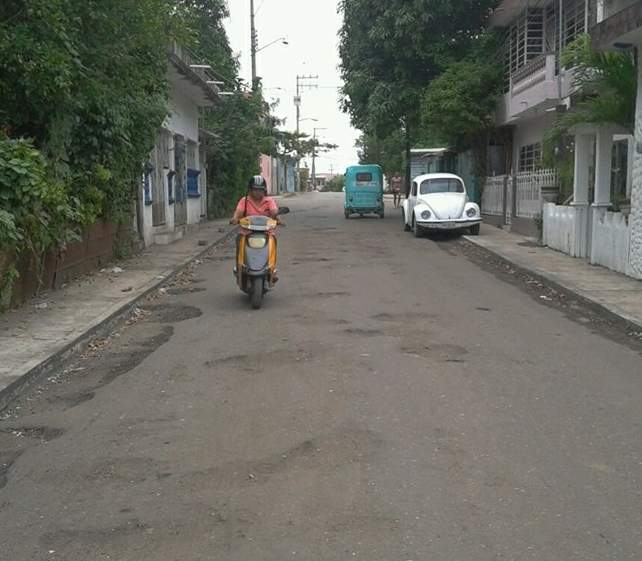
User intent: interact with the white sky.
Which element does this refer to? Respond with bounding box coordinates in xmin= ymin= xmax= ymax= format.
xmin=224 ymin=0 xmax=360 ymax=174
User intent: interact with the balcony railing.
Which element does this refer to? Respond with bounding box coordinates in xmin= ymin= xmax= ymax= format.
xmin=511 ymin=54 xmax=547 ymax=86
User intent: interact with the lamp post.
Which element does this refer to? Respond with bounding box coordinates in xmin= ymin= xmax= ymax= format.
xmin=250 ymin=0 xmax=287 ymax=89
xmin=311 ymin=127 xmax=327 ymax=192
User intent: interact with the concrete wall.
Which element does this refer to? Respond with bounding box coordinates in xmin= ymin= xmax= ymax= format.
xmin=141 ymin=178 xmax=154 ymax=247
xmin=260 ymin=155 xmax=275 ymax=194
xmin=165 ymin=82 xmax=200 ymax=142
xmin=543 ymin=203 xmax=590 ymax=258
xmin=590 ymin=209 xmax=631 ymax=274
xmin=629 ymin=52 xmax=642 ymax=279
xmin=512 ymin=113 xmax=556 ymax=171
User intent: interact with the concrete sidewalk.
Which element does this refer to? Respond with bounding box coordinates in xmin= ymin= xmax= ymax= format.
xmin=0 ymin=219 xmax=236 ymax=407
xmin=465 ymin=225 xmax=642 ymax=329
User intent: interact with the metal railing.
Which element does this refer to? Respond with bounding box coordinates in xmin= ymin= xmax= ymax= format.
xmin=511 ymin=54 xmax=547 ymax=85
xmin=515 ymin=169 xmax=558 ymax=218
xmin=482 ymin=176 xmax=506 ymax=216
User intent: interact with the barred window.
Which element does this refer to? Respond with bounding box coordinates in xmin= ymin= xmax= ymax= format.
xmin=519 ymin=143 xmax=542 ymax=172
xmin=563 ymin=0 xmax=586 ymax=46
xmin=504 ymin=8 xmax=546 ymax=91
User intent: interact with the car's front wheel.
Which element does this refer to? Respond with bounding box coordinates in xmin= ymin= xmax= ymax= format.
xmin=402 ymin=210 xmax=411 ymax=231
xmin=469 ymin=224 xmax=480 ymax=236
xmin=412 ymin=218 xmax=422 ymax=238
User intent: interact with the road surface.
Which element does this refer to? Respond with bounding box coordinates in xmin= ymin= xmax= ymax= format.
xmin=1 ymin=193 xmax=641 ymax=561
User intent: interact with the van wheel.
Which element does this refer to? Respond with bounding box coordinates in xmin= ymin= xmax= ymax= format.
xmin=250 ymin=278 xmax=263 ymax=309
xmin=344 ymin=210 xmax=350 ymax=219
xmin=403 ymin=211 xmax=411 ymax=231
xmin=379 ymin=211 xmax=385 ymax=219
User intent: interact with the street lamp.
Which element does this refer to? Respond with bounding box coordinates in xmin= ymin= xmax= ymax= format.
xmin=311 ymin=127 xmax=327 ymax=191
xmin=250 ymin=0 xmax=288 ymax=88
xmin=256 ymin=37 xmax=288 ymax=53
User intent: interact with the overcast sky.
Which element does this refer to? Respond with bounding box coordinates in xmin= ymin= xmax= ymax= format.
xmin=224 ymin=0 xmax=360 ymax=174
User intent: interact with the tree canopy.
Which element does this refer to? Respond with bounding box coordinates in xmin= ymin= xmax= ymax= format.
xmin=339 ymin=0 xmax=499 ymax=188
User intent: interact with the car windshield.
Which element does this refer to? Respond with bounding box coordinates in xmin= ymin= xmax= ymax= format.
xmin=420 ymin=178 xmax=464 ymax=195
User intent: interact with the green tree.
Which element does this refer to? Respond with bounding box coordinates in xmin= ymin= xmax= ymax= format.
xmin=339 ymin=0 xmax=498 ymax=190
xmin=325 ymin=175 xmax=345 ymax=192
xmin=421 ymin=37 xmax=502 ymax=150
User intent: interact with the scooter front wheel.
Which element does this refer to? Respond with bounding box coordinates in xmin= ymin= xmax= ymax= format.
xmin=250 ymin=278 xmax=264 ymax=309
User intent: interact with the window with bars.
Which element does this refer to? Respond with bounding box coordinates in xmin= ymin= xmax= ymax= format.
xmin=611 ymin=140 xmax=629 ymax=201
xmin=186 ymin=140 xmax=198 ymax=169
xmin=563 ymin=0 xmax=586 ymax=46
xmin=503 ymin=7 xmax=547 ymax=91
xmin=519 ymin=143 xmax=542 ymax=172
xmin=508 ymin=9 xmax=545 ymax=75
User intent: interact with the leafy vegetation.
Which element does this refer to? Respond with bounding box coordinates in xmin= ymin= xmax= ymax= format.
xmin=543 ymin=34 xmax=637 ymax=202
xmin=325 ymin=175 xmax=345 ymax=192
xmin=421 ymin=37 xmax=503 ymax=149
xmin=339 ymin=0 xmax=499 ymax=187
xmin=0 ymin=0 xmax=275 ymax=305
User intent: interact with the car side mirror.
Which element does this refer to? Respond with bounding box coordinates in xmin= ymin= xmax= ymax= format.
xmin=277 ymin=207 xmax=290 ymax=215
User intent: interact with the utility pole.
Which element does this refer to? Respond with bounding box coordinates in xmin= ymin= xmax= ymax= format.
xmin=295 ymin=74 xmax=318 ymax=190
xmin=311 ymin=126 xmax=326 ymax=191
xmin=295 ymin=75 xmax=318 ymax=136
xmin=250 ymin=0 xmax=257 ymax=89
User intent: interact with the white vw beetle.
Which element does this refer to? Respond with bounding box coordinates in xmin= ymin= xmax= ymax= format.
xmin=402 ymin=173 xmax=481 ymax=236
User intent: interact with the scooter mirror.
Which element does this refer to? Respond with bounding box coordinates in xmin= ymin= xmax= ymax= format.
xmin=277 ymin=207 xmax=290 ymax=215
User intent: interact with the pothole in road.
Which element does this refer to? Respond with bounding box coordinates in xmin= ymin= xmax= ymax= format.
xmin=205 ymin=348 xmax=315 ymax=372
xmin=0 ymin=426 xmax=65 ymax=442
xmin=166 ymin=287 xmax=207 ymax=295
xmin=400 ymin=343 xmax=469 ymax=362
xmin=343 ymin=328 xmax=385 ymax=337
xmin=140 ymin=303 xmax=203 ymax=323
xmin=0 ymin=450 xmax=23 ymax=490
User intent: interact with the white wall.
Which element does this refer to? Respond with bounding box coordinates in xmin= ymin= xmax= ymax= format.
xmin=629 ymin=50 xmax=642 ymax=279
xmin=512 ymin=113 xmax=556 ymax=172
xmin=140 ymin=177 xmax=154 ymax=247
xmin=165 ymin=81 xmax=200 ymax=142
xmin=543 ymin=203 xmax=590 ymax=258
xmin=590 ymin=210 xmax=631 ymax=274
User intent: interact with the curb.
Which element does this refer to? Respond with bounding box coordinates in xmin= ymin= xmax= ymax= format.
xmin=0 ymin=227 xmax=237 ymax=413
xmin=463 ymin=235 xmax=642 ymax=332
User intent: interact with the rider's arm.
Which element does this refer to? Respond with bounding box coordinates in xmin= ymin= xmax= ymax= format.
xmin=230 ymin=199 xmax=245 ymax=224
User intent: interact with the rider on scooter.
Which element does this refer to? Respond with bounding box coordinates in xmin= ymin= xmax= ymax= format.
xmin=230 ymin=176 xmax=284 ymax=280
xmin=230 ymin=176 xmax=282 ymax=224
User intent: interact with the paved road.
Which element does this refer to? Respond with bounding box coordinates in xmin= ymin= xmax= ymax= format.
xmin=1 ymin=193 xmax=642 ymax=561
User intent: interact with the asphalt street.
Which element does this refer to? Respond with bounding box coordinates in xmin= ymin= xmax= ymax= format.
xmin=1 ymin=193 xmax=641 ymax=561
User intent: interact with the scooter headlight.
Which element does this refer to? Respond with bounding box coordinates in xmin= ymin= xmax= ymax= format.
xmin=247 ymin=236 xmax=267 ymax=249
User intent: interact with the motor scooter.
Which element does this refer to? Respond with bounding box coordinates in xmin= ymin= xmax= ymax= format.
xmin=235 ymin=207 xmax=289 ymax=309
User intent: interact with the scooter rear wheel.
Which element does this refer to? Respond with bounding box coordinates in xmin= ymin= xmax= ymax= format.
xmin=250 ymin=278 xmax=264 ymax=309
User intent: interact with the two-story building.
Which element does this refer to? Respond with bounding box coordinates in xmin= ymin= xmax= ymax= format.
xmin=583 ymin=0 xmax=642 ymax=278
xmin=482 ymin=0 xmax=595 ymax=236
xmin=139 ymin=43 xmax=222 ymax=247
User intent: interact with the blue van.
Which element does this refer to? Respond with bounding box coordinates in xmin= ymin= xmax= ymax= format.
xmin=344 ymin=165 xmax=384 ymax=219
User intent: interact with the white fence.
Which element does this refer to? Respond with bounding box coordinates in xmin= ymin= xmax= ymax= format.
xmin=482 ymin=176 xmax=506 ymax=216
xmin=542 ymin=203 xmax=590 ymax=258
xmin=483 ymin=169 xmax=558 ymax=222
xmin=515 ymin=169 xmax=558 ymax=218
xmin=590 ymin=210 xmax=631 ymax=274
